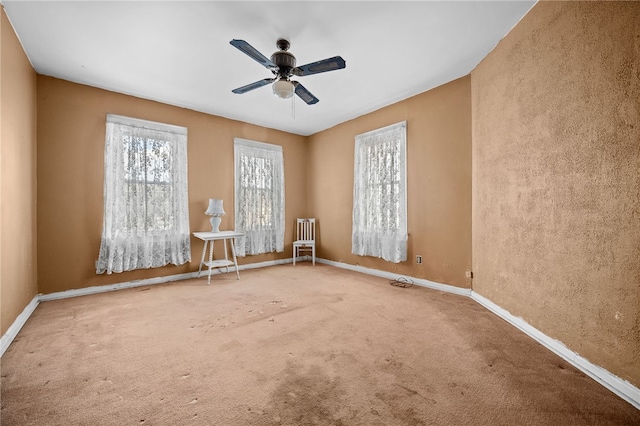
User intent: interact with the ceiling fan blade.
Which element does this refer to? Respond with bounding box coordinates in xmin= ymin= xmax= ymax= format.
xmin=230 ymin=39 xmax=277 ymax=69
xmin=293 ymin=56 xmax=346 ymax=77
xmin=292 ymin=81 xmax=319 ymax=105
xmin=232 ymin=78 xmax=275 ymax=94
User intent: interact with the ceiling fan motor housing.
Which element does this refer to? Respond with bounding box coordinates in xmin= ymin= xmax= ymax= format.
xmin=271 ymin=39 xmax=296 ymax=78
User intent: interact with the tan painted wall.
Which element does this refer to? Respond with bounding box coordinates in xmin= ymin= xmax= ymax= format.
xmin=307 ymin=77 xmax=472 ymax=288
xmin=36 ymin=77 xmax=307 ymax=295
xmin=472 ymin=2 xmax=640 ymax=387
xmin=1 ymin=8 xmax=38 ymax=336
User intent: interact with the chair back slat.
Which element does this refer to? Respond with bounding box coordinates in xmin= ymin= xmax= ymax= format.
xmin=297 ymin=218 xmax=315 ymax=241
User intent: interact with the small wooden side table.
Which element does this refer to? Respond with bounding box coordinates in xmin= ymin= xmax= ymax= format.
xmin=193 ymin=230 xmax=244 ymax=284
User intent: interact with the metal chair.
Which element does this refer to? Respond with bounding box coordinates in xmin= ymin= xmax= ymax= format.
xmin=293 ymin=218 xmax=316 ymax=265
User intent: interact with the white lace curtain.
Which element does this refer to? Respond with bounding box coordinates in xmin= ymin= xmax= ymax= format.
xmin=234 ymin=138 xmax=285 ymax=256
xmin=352 ymin=121 xmax=407 ymax=263
xmin=96 ymin=114 xmax=191 ymax=274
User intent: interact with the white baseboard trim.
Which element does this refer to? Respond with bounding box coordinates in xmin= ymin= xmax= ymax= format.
xmin=237 ymin=257 xmax=295 ymax=271
xmin=471 ymin=291 xmax=640 ymax=410
xmin=39 ymin=271 xmax=201 ymax=302
xmin=317 ymin=258 xmax=472 ymax=297
xmin=293 ymin=255 xmax=313 ymax=264
xmin=0 ymin=295 xmax=40 ymax=357
xmin=39 ymin=258 xmax=297 ymax=302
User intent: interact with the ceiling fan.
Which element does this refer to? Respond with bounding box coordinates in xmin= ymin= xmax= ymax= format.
xmin=230 ymin=38 xmax=346 ymax=105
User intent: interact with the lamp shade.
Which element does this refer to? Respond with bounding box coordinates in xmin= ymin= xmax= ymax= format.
xmin=272 ymin=79 xmax=294 ymax=99
xmin=204 ymin=199 xmax=225 ymax=216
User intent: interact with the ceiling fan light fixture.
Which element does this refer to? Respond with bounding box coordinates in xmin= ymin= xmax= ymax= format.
xmin=272 ymin=79 xmax=294 ymax=99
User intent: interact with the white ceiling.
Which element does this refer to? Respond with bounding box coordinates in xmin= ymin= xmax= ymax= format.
xmin=3 ymin=1 xmax=536 ymax=136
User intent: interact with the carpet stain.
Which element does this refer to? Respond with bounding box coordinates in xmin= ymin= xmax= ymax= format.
xmin=395 ymin=384 xmax=436 ymax=404
xmin=267 ymin=362 xmax=349 ymax=425
xmin=375 ymin=390 xmax=429 ymax=426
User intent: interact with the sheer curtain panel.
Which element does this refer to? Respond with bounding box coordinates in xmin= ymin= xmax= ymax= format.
xmin=96 ymin=114 xmax=191 ymax=274
xmin=234 ymin=138 xmax=285 ymax=256
xmin=352 ymin=121 xmax=408 ymax=263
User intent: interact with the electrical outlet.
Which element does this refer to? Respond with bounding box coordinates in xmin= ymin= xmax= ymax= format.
xmin=416 ymin=255 xmax=422 ymax=264
xmin=465 ymin=270 xmax=473 ymax=279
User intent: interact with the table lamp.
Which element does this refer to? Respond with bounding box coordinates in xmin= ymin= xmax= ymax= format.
xmin=205 ymin=199 xmax=225 ymax=232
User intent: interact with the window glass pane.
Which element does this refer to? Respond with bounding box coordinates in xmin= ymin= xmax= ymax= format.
xmin=121 ymin=135 xmax=175 ymax=233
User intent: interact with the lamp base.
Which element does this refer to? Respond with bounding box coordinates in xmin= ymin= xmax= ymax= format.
xmin=210 ymin=216 xmax=222 ymax=233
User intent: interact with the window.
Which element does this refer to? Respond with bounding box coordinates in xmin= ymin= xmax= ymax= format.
xmin=234 ymin=138 xmax=285 ymax=256
xmin=96 ymin=114 xmax=190 ymax=274
xmin=352 ymin=121 xmax=407 ymax=263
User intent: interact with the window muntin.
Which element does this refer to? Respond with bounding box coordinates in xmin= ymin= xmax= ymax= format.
xmin=237 ymin=154 xmax=275 ymax=230
xmin=122 ymin=136 xmax=175 ymax=233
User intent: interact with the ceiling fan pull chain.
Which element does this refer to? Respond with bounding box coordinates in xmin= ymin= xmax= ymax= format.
xmin=291 ymin=94 xmax=296 ymax=120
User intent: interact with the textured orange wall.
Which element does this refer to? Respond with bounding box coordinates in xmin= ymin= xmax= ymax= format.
xmin=36 ymin=77 xmax=307 ymax=295
xmin=472 ymin=2 xmax=640 ymax=386
xmin=1 ymin=8 xmax=38 ymax=336
xmin=307 ymin=77 xmax=472 ymax=288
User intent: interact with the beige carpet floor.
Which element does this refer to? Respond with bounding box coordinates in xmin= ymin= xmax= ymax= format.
xmin=1 ymin=264 xmax=639 ymax=425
